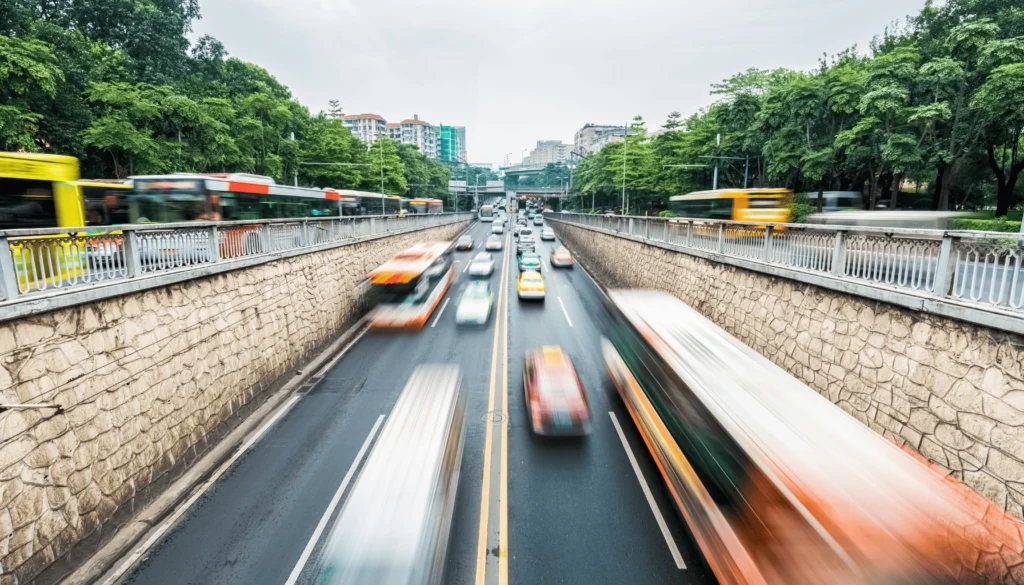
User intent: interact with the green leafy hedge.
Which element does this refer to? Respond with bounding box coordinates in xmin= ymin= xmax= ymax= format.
xmin=948 ymin=218 xmax=1020 ymax=233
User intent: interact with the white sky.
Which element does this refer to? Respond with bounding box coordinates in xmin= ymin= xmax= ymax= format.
xmin=193 ymin=0 xmax=930 ymax=165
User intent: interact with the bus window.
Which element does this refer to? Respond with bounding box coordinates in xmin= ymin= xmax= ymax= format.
xmin=219 ymin=192 xmax=261 ymax=221
xmin=0 ymin=179 xmax=58 ymax=230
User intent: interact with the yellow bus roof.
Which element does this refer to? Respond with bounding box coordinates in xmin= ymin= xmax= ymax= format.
xmin=0 ymin=152 xmax=79 ymax=182
xmin=669 ymin=188 xmax=791 ymax=202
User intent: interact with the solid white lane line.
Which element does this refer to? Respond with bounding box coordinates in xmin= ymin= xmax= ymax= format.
xmin=608 ymin=411 xmax=686 ymax=570
xmin=431 ymin=297 xmax=451 ymax=328
xmin=101 ymin=393 xmax=303 ymax=585
xmin=284 ymin=414 xmax=386 ymax=585
xmin=463 ymin=260 xmax=471 ymax=273
xmin=556 ymin=296 xmax=573 ymax=328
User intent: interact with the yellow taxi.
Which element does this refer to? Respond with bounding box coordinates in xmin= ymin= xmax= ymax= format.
xmin=517 ymin=270 xmax=545 ymax=301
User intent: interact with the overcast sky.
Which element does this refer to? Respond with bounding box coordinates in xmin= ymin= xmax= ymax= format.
xmin=193 ymin=0 xmax=930 ymax=165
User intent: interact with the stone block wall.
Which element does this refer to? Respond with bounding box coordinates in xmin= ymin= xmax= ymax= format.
xmin=0 ymin=220 xmax=469 ymax=584
xmin=553 ymin=221 xmax=1024 ymax=518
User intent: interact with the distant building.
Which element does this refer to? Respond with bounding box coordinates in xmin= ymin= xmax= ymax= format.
xmin=385 ymin=123 xmax=401 ymax=141
xmin=341 ymin=113 xmax=387 ymax=144
xmin=401 ymin=115 xmax=439 ymax=159
xmin=574 ymin=123 xmax=626 ymax=155
xmin=439 ymin=125 xmax=467 ymax=163
xmin=339 ymin=113 xmax=456 ymax=160
xmin=527 ymin=140 xmax=571 ymax=167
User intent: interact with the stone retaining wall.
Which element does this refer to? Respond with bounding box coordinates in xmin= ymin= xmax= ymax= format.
xmin=553 ymin=220 xmax=1024 ymax=519
xmin=0 ymin=220 xmax=469 ymax=584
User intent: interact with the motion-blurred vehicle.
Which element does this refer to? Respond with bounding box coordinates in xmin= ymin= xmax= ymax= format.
xmin=485 ymin=235 xmax=503 ymax=251
xmin=467 ymin=252 xmax=495 ymax=277
xmin=517 ymin=270 xmax=545 ymax=300
xmin=516 ymin=237 xmax=536 ymax=256
xmin=668 ymin=188 xmax=792 ymax=223
xmin=479 ymin=204 xmax=495 ymax=222
xmin=368 ymin=242 xmax=454 ymax=331
xmin=456 ymin=281 xmax=493 ymax=326
xmin=540 ymin=228 xmax=555 ymax=241
xmin=806 ymin=210 xmax=979 ymax=230
xmin=532 ymin=216 xmax=543 ymax=226
xmin=491 ymin=223 xmax=504 ymax=235
xmin=803 ymin=191 xmax=863 ymax=212
xmin=513 ymin=224 xmax=523 ymax=237
xmin=517 ymin=252 xmax=542 ymax=272
xmin=515 ymin=227 xmax=532 ymax=240
xmin=600 ymin=289 xmax=1022 ymax=585
xmin=522 ymin=346 xmax=591 ymax=436
xmin=455 ymin=235 xmax=473 ymax=250
xmin=550 ymin=246 xmax=574 ymax=268
xmin=318 ymin=365 xmax=465 ymax=585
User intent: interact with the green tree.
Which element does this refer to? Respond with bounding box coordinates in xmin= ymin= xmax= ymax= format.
xmin=297 ymin=115 xmax=368 ymax=188
xmin=365 ymin=138 xmax=407 ymax=195
xmin=0 ymin=35 xmax=63 ymax=150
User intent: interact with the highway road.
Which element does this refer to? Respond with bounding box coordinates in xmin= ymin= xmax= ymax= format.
xmin=106 ymin=218 xmax=715 ymax=585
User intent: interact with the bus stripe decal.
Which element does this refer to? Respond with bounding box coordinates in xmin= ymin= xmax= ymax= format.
xmin=227 ymin=181 xmax=271 ymax=195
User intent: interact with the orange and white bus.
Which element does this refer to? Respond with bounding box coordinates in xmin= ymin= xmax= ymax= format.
xmin=368 ymin=242 xmax=454 ymax=331
xmin=406 ymin=198 xmax=443 ymax=214
xmin=601 ymin=289 xmax=1024 ymax=585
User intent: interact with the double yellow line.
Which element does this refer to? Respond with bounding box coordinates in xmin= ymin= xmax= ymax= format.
xmin=476 ymin=228 xmax=511 ymax=585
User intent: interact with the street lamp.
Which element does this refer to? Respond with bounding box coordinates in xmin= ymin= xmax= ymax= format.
xmin=698 ymin=155 xmax=751 ymax=189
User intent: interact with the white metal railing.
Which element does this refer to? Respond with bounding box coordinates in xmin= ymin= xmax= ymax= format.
xmin=546 ymin=212 xmax=1024 ymax=314
xmin=0 ymin=213 xmax=473 ymax=301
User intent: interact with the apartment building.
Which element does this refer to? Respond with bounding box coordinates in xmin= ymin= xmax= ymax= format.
xmin=340 ymin=113 xmax=387 ymax=144
xmin=527 ymin=140 xmax=571 ymax=167
xmin=574 ymin=123 xmax=625 ymax=156
xmin=339 ymin=113 xmax=455 ymax=160
xmin=401 ymin=115 xmax=439 ymax=159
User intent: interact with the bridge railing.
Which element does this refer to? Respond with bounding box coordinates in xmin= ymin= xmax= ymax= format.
xmin=0 ymin=213 xmax=474 ymax=302
xmin=546 ymin=212 xmax=1024 ymax=318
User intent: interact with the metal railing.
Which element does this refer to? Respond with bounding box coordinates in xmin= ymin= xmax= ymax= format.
xmin=547 ymin=213 xmax=1024 ymax=314
xmin=0 ymin=213 xmax=473 ymax=301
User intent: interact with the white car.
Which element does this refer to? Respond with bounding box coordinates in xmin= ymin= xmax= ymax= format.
xmin=540 ymin=228 xmax=555 ymax=241
xmin=485 ymin=235 xmax=503 ymax=251
xmin=456 ymin=281 xmax=493 ymax=326
xmin=491 ymin=224 xmax=504 ymax=234
xmin=468 ymin=252 xmax=495 ymax=277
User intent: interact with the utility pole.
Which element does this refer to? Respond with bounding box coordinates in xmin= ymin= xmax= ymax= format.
xmin=621 ymin=121 xmax=628 ymax=214
xmin=291 ymin=131 xmax=297 ymax=186
xmin=712 ymin=133 xmax=720 ymax=190
xmin=379 ymin=138 xmax=385 ymax=215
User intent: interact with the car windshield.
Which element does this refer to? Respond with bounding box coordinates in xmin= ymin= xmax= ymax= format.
xmin=473 ymin=253 xmax=491 ymax=262
xmin=458 ymin=236 xmax=472 ymax=243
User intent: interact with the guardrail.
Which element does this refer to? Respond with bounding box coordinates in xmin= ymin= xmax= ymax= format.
xmin=546 ymin=213 xmax=1024 ymax=316
xmin=0 ymin=213 xmax=473 ymax=302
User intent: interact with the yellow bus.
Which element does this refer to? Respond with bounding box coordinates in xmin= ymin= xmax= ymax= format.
xmin=668 ymin=188 xmax=792 ymax=223
xmin=0 ymin=152 xmax=84 ymax=230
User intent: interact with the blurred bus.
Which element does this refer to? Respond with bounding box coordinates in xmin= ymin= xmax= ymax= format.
xmin=0 ymin=152 xmax=84 ymax=230
xmin=319 ymin=365 xmax=466 ymax=585
xmin=406 ymin=198 xmax=443 ymax=214
xmin=368 ymin=242 xmax=454 ymax=331
xmin=803 ymin=191 xmax=862 ymax=212
xmin=77 ymin=179 xmax=132 ymax=225
xmin=600 ymin=289 xmax=1021 ymax=585
xmin=807 ymin=210 xmax=979 ymax=230
xmin=478 ymin=204 xmax=494 ymax=222
xmin=329 ymin=190 xmax=402 ymax=216
xmin=669 ymin=188 xmax=792 ymax=223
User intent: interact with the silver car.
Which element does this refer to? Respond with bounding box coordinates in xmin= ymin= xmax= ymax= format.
xmin=468 ymin=252 xmax=495 ymax=277
xmin=540 ymin=228 xmax=555 ymax=241
xmin=485 ymin=235 xmax=503 ymax=250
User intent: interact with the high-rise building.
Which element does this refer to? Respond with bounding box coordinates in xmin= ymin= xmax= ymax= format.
xmin=527 ymin=140 xmax=571 ymax=167
xmin=401 ymin=115 xmax=439 ymax=159
xmin=439 ymin=125 xmax=468 ymax=163
xmin=341 ymin=113 xmax=387 ymax=143
xmin=574 ymin=123 xmax=626 ymax=156
xmin=339 ymin=113 xmax=455 ymax=160
xmin=385 ymin=123 xmax=401 ymax=141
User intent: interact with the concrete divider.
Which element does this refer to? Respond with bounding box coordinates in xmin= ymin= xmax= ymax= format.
xmin=0 ymin=218 xmax=471 ymax=584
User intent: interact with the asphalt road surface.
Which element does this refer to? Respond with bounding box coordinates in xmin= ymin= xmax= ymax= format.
xmin=107 ymin=218 xmax=716 ymax=585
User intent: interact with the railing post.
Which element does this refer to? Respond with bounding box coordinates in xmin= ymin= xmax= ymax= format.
xmin=932 ymin=234 xmax=958 ymax=297
xmin=762 ymin=225 xmax=774 ymax=262
xmin=301 ymin=220 xmax=310 ymax=246
xmin=686 ymin=221 xmax=693 ymax=247
xmin=368 ymin=217 xmax=375 ymax=236
xmin=208 ymin=226 xmax=221 ymax=262
xmin=123 ymin=231 xmax=144 ymax=278
xmin=628 ymin=218 xmax=634 ymax=236
xmin=716 ymin=223 xmax=725 ymax=253
xmin=0 ymin=237 xmax=21 ymax=300
xmin=830 ymin=230 xmax=847 ymax=277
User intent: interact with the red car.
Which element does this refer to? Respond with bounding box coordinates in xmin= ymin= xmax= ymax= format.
xmin=523 ymin=346 xmax=592 ymax=436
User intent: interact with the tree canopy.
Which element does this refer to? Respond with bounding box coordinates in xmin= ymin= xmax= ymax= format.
xmin=572 ymin=0 xmax=1024 ymax=216
xmin=0 ymin=0 xmax=451 ymax=202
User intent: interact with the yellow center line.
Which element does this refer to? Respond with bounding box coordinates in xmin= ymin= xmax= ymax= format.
xmin=499 ymin=228 xmax=510 ymax=584
xmin=475 ymin=226 xmax=510 ymax=585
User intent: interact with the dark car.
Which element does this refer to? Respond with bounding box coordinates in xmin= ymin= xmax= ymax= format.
xmin=456 ymin=235 xmax=473 ymax=250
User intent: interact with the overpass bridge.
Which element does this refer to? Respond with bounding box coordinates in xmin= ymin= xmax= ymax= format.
xmin=0 ymin=212 xmax=1022 ymax=585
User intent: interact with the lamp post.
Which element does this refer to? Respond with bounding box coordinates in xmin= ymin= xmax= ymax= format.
xmin=698 ymin=154 xmax=751 ymax=189
xmin=621 ymin=121 xmax=628 ymax=215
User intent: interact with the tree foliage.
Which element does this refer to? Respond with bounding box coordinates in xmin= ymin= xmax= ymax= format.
xmin=0 ymin=0 xmax=439 ymax=199
xmin=572 ymin=0 xmax=1024 ymax=216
